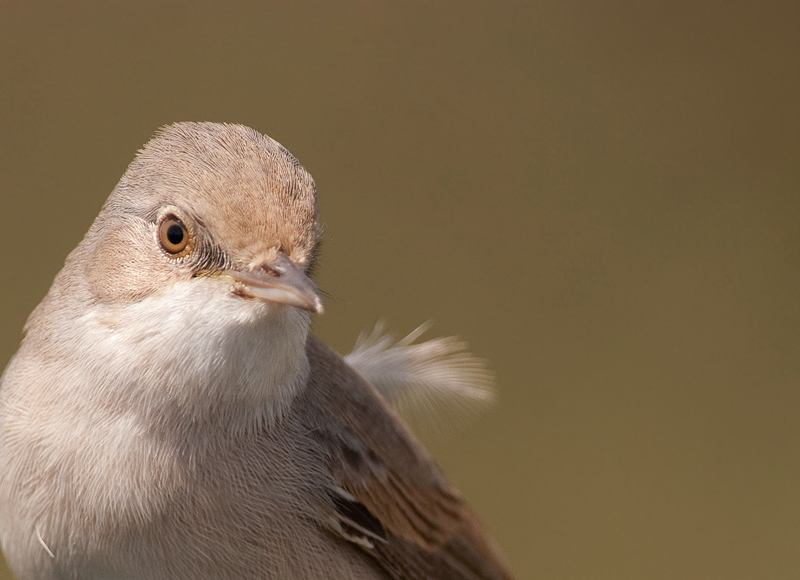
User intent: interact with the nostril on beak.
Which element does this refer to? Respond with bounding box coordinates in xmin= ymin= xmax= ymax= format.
xmin=262 ymin=264 xmax=282 ymax=277
xmin=261 ymin=252 xmax=296 ymax=278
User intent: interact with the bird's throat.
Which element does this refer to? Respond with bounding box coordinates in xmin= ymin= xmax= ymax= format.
xmin=45 ymin=278 xmax=311 ymax=438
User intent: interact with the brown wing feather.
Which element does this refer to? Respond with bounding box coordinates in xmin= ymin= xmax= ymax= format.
xmin=300 ymin=336 xmax=515 ymax=580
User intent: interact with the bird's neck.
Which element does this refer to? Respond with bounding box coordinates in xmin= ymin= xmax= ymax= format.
xmin=14 ymin=278 xmax=311 ymax=440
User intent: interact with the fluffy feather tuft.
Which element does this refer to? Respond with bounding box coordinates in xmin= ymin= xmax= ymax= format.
xmin=345 ymin=322 xmax=496 ymax=437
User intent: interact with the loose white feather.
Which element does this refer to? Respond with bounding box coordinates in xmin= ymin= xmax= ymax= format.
xmin=345 ymin=322 xmax=496 ymax=436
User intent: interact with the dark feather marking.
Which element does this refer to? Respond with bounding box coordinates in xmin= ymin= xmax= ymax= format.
xmin=329 ymin=489 xmax=386 ymax=541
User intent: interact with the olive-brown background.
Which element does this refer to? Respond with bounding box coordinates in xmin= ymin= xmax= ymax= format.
xmin=1 ymin=2 xmax=798 ymax=579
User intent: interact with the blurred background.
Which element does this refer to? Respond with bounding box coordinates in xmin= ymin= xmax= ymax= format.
xmin=1 ymin=2 xmax=799 ymax=579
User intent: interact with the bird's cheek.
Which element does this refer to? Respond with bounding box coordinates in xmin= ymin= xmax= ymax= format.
xmin=86 ymin=217 xmax=186 ymax=303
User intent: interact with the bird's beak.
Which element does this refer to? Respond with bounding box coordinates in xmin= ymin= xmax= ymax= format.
xmin=227 ymin=253 xmax=323 ymax=314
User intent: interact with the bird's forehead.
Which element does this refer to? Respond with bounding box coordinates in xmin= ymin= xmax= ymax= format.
xmin=116 ymin=123 xmax=319 ymax=262
xmin=173 ymin=146 xmax=319 ymax=260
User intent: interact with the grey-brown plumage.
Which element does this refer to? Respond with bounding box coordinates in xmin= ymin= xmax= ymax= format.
xmin=0 ymin=122 xmax=514 ymax=580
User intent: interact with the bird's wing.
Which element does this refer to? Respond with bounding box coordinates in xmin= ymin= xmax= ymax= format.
xmin=300 ymin=335 xmax=515 ymax=580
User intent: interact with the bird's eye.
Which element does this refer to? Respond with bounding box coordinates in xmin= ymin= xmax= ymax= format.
xmin=158 ymin=216 xmax=192 ymax=257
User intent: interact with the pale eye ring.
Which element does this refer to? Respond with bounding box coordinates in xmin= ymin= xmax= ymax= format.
xmin=158 ymin=215 xmax=192 ymax=257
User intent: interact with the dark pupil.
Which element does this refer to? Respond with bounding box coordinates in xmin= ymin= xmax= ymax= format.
xmin=166 ymin=223 xmax=184 ymax=245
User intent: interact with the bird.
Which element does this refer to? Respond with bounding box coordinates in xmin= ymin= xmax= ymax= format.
xmin=0 ymin=122 xmax=515 ymax=580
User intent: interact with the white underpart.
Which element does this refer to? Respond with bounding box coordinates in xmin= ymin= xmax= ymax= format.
xmin=70 ymin=276 xmax=311 ymax=431
xmin=0 ymin=276 xmax=312 ymax=578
